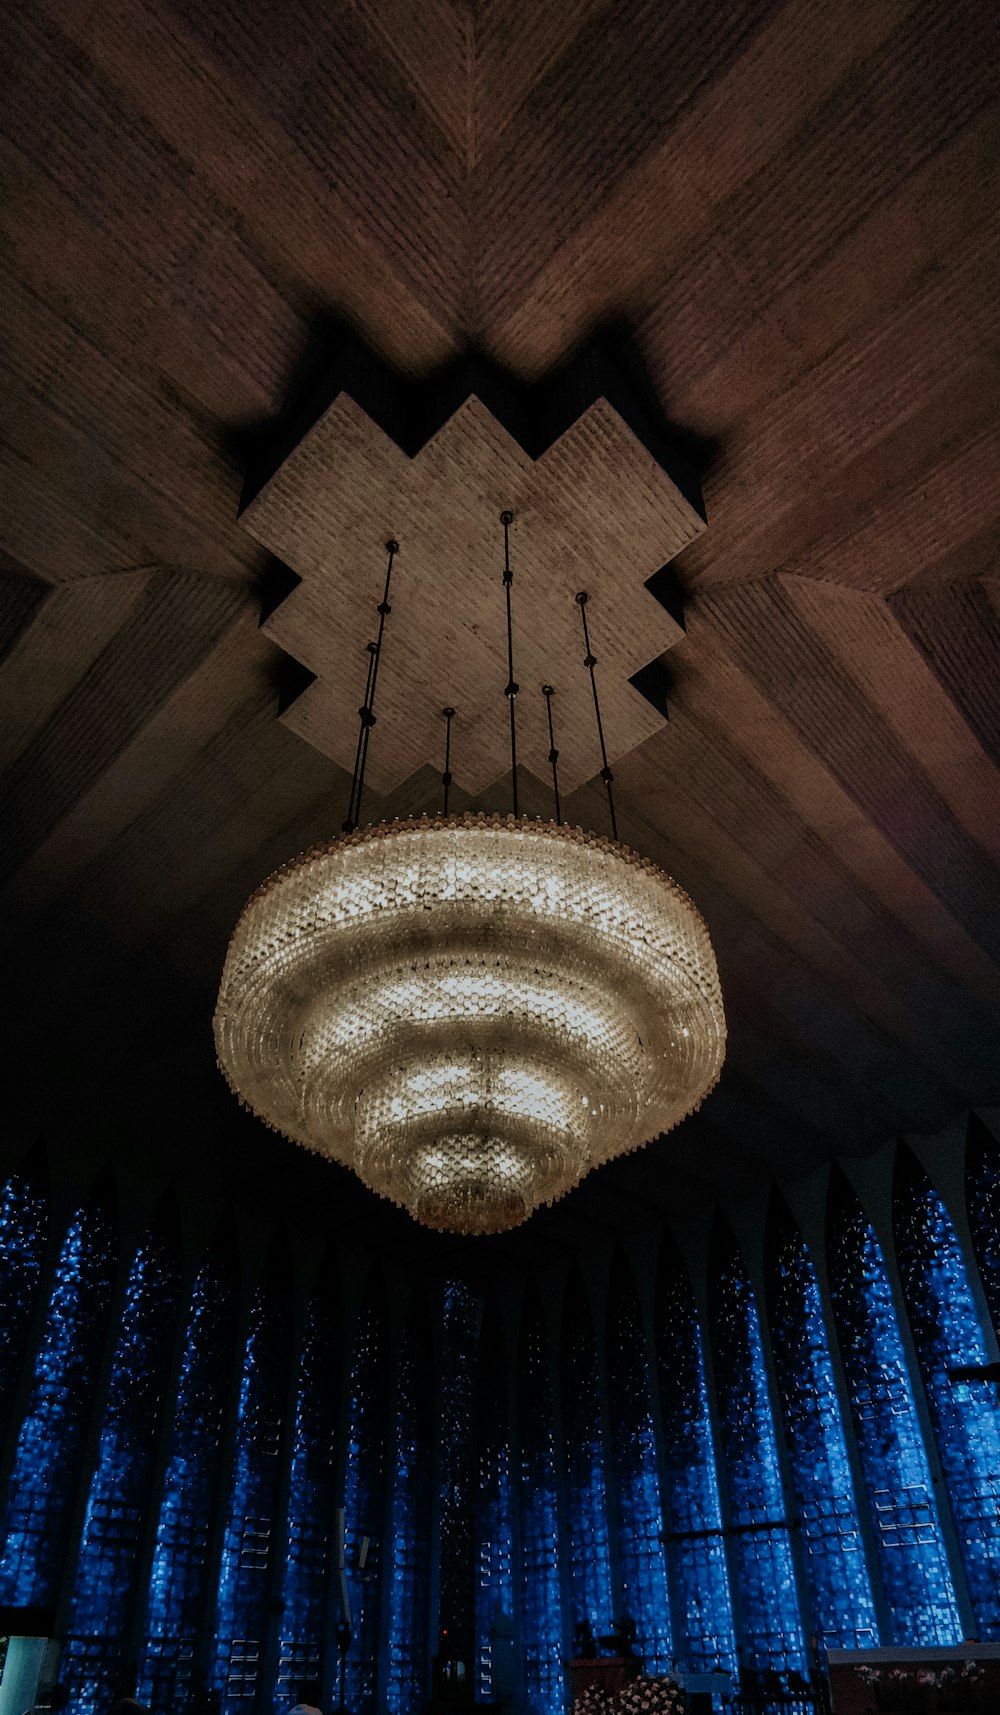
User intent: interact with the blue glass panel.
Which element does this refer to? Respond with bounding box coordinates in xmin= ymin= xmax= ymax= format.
xmin=138 ymin=1228 xmax=239 ymax=1708
xmin=560 ymin=1278 xmax=613 ymax=1645
xmin=708 ymin=1222 xmax=805 ymax=1673
xmin=894 ymin=1150 xmax=1000 ymax=1638
xmin=966 ymin=1121 xmax=1000 ymax=1334
xmin=437 ymin=1281 xmax=477 ymax=1650
xmin=0 ymin=1159 xmax=48 ymax=1434
xmin=341 ymin=1278 xmax=390 ymax=1715
xmin=275 ymin=1258 xmax=341 ymax=1700
xmin=763 ymin=1199 xmax=878 ymax=1649
xmin=63 ymin=1210 xmax=181 ymax=1713
xmin=386 ymin=1290 xmax=434 ymax=1715
xmin=212 ymin=1248 xmax=293 ymax=1713
xmin=475 ymin=1300 xmax=513 ymax=1701
xmin=0 ymin=1194 xmax=117 ymax=1605
xmin=605 ymin=1255 xmax=672 ymax=1674
xmin=653 ymin=1241 xmax=737 ymax=1676
xmin=517 ymin=1292 xmax=563 ymax=1715
xmin=826 ymin=1171 xmax=961 ymax=1644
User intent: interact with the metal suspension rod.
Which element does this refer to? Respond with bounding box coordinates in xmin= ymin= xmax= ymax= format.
xmin=541 ymin=684 xmax=562 ymax=825
xmin=344 ymin=641 xmax=378 ymax=832
xmin=346 ymin=538 xmax=398 ymax=832
xmin=500 ymin=510 xmax=519 ymax=817
xmin=441 ymin=706 xmax=455 ymax=816
xmin=575 ymin=591 xmax=618 ymax=840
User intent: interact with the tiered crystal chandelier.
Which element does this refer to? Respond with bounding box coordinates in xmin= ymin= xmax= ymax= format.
xmin=215 ymin=519 xmax=725 ymax=1234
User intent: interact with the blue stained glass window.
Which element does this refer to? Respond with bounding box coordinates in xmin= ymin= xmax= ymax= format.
xmin=560 ymin=1275 xmax=613 ymax=1644
xmin=517 ymin=1291 xmax=563 ymax=1715
xmin=63 ymin=1207 xmax=182 ymax=1713
xmin=893 ymin=1149 xmax=1000 ymax=1638
xmin=341 ymin=1277 xmax=390 ymax=1715
xmin=826 ymin=1170 xmax=961 ymax=1644
xmin=475 ymin=1299 xmax=513 ymax=1702
xmin=966 ymin=1120 xmax=1000 ymax=1335
xmin=653 ymin=1239 xmax=737 ymax=1676
xmin=212 ymin=1247 xmax=293 ymax=1713
xmin=707 ymin=1221 xmax=805 ymax=1673
xmin=139 ymin=1225 xmax=240 ymax=1709
xmin=0 ymin=1192 xmax=117 ymax=1606
xmin=763 ymin=1197 xmax=878 ymax=1650
xmin=0 ymin=1156 xmax=48 ymax=1434
xmin=275 ymin=1257 xmax=341 ymax=1701
xmin=605 ymin=1253 xmax=672 ymax=1674
xmin=386 ymin=1290 xmax=434 ymax=1715
xmin=437 ymin=1282 xmax=477 ymax=1651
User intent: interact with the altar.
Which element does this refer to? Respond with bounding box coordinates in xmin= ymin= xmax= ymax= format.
xmin=567 ymin=1656 xmax=643 ymax=1705
xmin=826 ymin=1645 xmax=1000 ymax=1713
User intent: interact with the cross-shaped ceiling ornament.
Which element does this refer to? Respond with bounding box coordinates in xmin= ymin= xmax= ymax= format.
xmin=240 ymin=336 xmax=705 ymax=800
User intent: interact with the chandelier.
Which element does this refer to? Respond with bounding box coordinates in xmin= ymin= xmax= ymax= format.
xmin=215 ymin=519 xmax=725 ymax=1234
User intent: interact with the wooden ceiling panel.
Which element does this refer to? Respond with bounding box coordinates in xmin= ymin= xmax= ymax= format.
xmin=477 ymin=0 xmax=779 ymax=332
xmin=667 ymin=611 xmax=1000 ymax=1016
xmin=0 ymin=442 xmax=135 ymax=586
xmin=0 ymin=139 xmax=304 ymax=427
xmin=0 ymin=573 xmax=245 ymax=889
xmin=699 ymin=578 xmax=1000 ymax=967
xmin=65 ymin=691 xmax=340 ymax=947
xmin=161 ymin=0 xmax=468 ymax=318
xmin=487 ymin=0 xmax=917 ymax=377
xmin=718 ymin=936 xmax=958 ymax=1137
xmin=0 ymin=274 xmax=256 ymax=583
xmin=609 ymin=702 xmax=1000 ymax=1086
xmin=2 ymin=607 xmax=268 ymax=925
xmin=0 ymin=561 xmax=47 ymax=663
xmin=472 ymin=0 xmax=610 ymax=162
xmin=346 ymin=0 xmax=472 ymax=164
xmin=487 ymin=0 xmax=1000 ymax=387
xmin=0 ymin=5 xmax=314 ymax=422
xmin=0 ymin=574 xmax=154 ymax=775
xmin=0 ymin=0 xmax=997 ymax=1261
xmin=607 ymin=785 xmax=974 ymax=1128
xmin=779 ymin=576 xmax=1000 ymax=867
xmin=163 ymin=786 xmax=354 ymax=986
xmin=692 ymin=0 xmax=997 ymax=322
xmin=890 ymin=579 xmax=1000 ymax=774
xmin=0 ymin=367 xmax=256 ymax=588
xmin=726 ymin=117 xmax=996 ymax=428
xmin=32 ymin=0 xmax=459 ymax=372
xmin=687 ymin=372 xmax=998 ymax=602
xmin=788 ymin=418 xmax=1000 ymax=596
xmin=663 ymin=237 xmax=1000 ymax=592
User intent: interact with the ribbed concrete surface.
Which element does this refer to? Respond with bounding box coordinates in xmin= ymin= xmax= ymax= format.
xmin=0 ymin=0 xmax=998 ymax=1260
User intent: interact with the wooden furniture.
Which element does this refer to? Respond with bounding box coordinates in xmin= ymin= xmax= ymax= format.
xmin=567 ymin=1656 xmax=644 ymax=1704
xmin=826 ymin=1646 xmax=1000 ymax=1714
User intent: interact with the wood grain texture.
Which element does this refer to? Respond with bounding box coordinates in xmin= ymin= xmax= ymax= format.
xmin=0 ymin=0 xmax=997 ymax=1262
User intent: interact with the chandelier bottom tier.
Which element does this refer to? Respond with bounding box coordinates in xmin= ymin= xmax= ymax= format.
xmin=214 ymin=816 xmax=726 ymax=1235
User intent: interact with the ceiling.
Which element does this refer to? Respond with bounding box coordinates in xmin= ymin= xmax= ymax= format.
xmin=1 ymin=0 xmax=999 ymax=1270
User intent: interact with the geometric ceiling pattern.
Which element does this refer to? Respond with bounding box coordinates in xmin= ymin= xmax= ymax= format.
xmin=0 ymin=0 xmax=998 ymax=1265
xmin=242 ymin=350 xmax=698 ymax=794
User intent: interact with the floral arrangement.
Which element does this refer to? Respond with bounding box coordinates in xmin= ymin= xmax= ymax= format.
xmin=614 ymin=1675 xmax=686 ymax=1715
xmin=852 ymin=1659 xmax=987 ymax=1695
xmin=571 ymin=1685 xmax=612 ymax=1715
xmin=572 ymin=1675 xmax=685 ymax=1715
